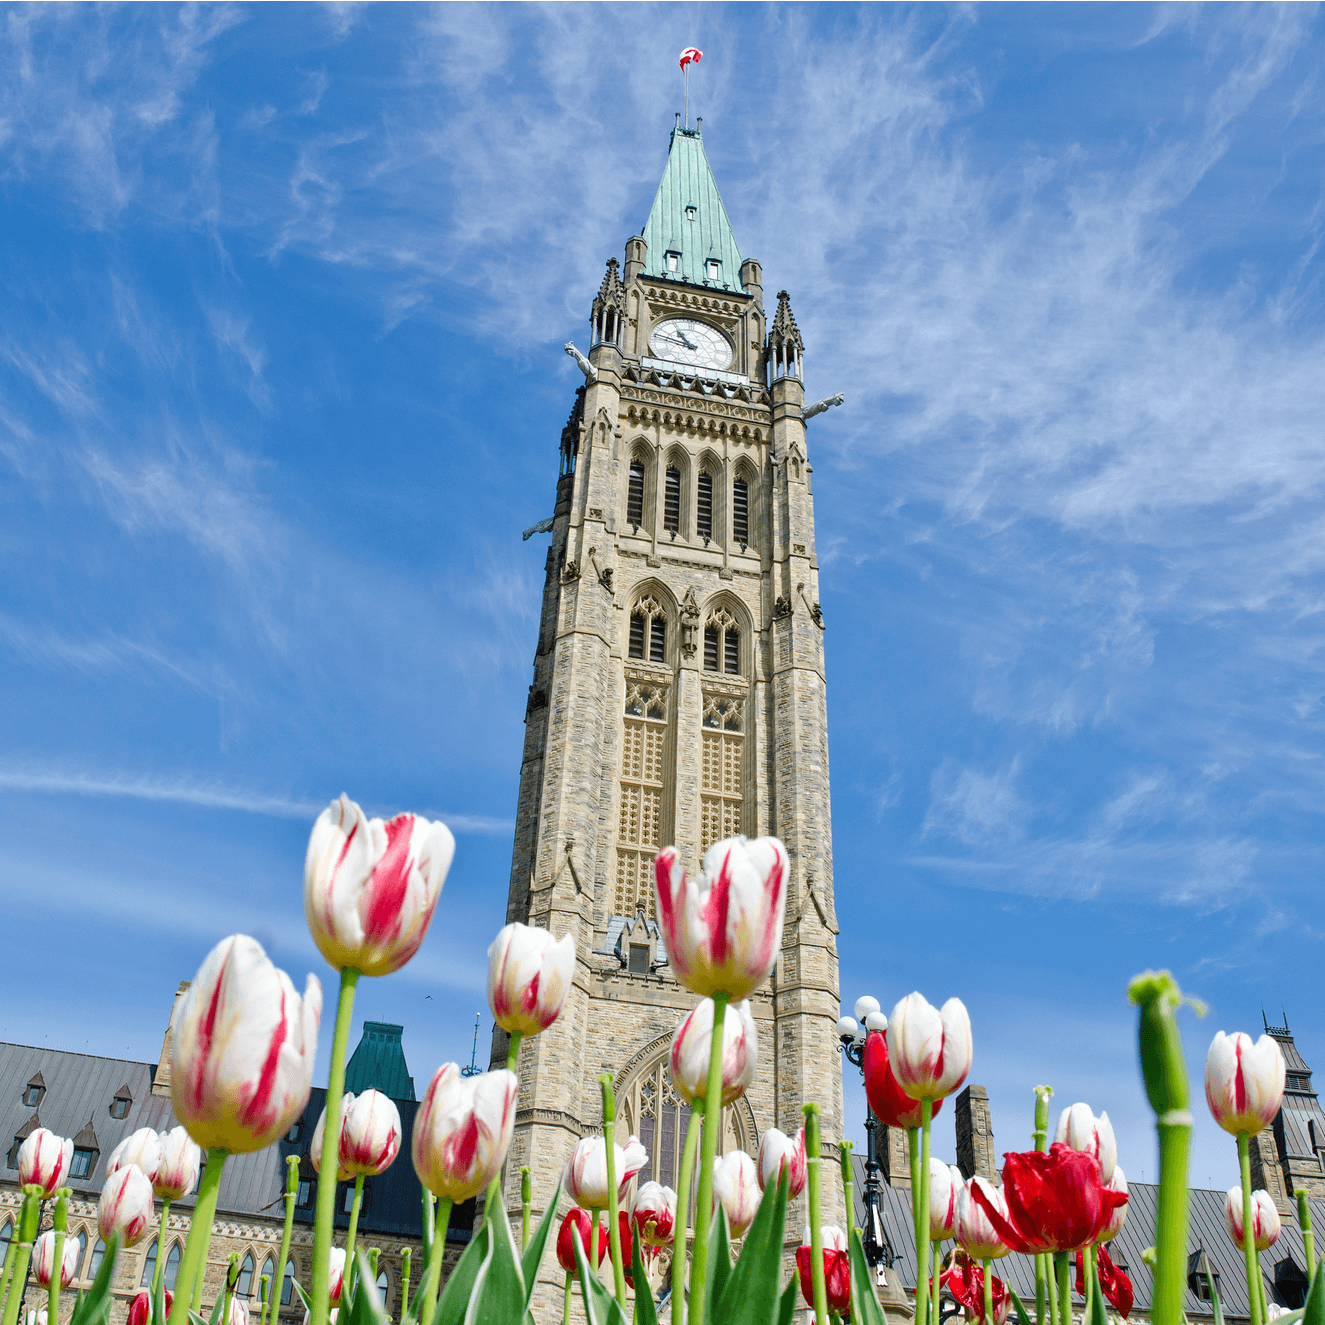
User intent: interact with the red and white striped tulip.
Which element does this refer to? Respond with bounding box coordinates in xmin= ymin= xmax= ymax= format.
xmin=670 ymin=997 xmax=757 ymax=1106
xmin=32 ymin=1231 xmax=80 ymax=1289
xmin=106 ymin=1129 xmax=163 ymax=1187
xmin=632 ymin=1181 xmax=677 ymax=1248
xmin=313 ymin=1090 xmax=402 ymax=1179
xmin=311 ymin=1097 xmax=353 ymax=1182
xmin=757 ymin=1127 xmax=807 ymax=1199
xmin=1054 ymin=1103 xmax=1117 ymax=1184
xmin=228 ymin=1302 xmax=249 ymax=1325
xmin=128 ymin=1291 xmax=172 ymax=1325
xmin=931 ymin=1159 xmax=963 ymax=1240
xmin=654 ymin=835 xmax=789 ymax=1001
xmin=1225 ymin=1188 xmax=1281 ymax=1252
xmin=17 ymin=1128 xmax=72 ymax=1196
xmin=565 ymin=1134 xmax=649 ymax=1210
xmin=1100 ymin=1165 xmax=1129 ymax=1242
xmin=887 ymin=992 xmax=972 ymax=1101
xmin=958 ymin=1176 xmax=1011 ymax=1260
xmin=1206 ymin=1032 xmax=1286 ymax=1137
xmin=98 ymin=1163 xmax=154 ymax=1247
xmin=487 ymin=923 xmax=576 ymax=1038
xmin=327 ymin=1247 xmax=346 ymax=1303
xmin=411 ymin=1064 xmax=519 ymax=1203
xmin=154 ymin=1127 xmax=202 ymax=1200
xmin=170 ymin=935 xmax=322 ymax=1153
xmin=304 ymin=794 xmax=455 ymax=977
xmin=797 ymin=1225 xmax=851 ymax=1317
xmin=712 ymin=1150 xmax=760 ymax=1238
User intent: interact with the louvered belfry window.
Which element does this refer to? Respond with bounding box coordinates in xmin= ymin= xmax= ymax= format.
xmin=628 ymin=460 xmax=645 ymax=529
xmin=697 ymin=472 xmax=713 ymax=541
xmin=732 ymin=476 xmax=749 ymax=548
xmin=650 ymin=616 xmax=666 ymax=663
xmin=629 ymin=614 xmax=646 ymax=659
xmin=664 ymin=468 xmax=680 ymax=535
xmin=724 ymin=627 xmax=740 ymax=675
xmin=704 ymin=627 xmax=719 ymax=671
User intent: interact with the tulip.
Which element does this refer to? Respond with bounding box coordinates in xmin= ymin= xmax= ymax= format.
xmin=304 ymin=794 xmax=455 ymax=977
xmin=106 ymin=1129 xmax=163 ymax=1187
xmin=1076 ymin=1245 xmax=1134 ymax=1319
xmin=944 ymin=1252 xmax=1011 ymax=1325
xmin=154 ymin=1127 xmax=202 ymax=1201
xmin=712 ymin=1151 xmax=760 ymax=1238
xmin=1226 ymin=1187 xmax=1281 ymax=1251
xmin=170 ymin=934 xmax=322 ymax=1154
xmin=565 ymin=1134 xmax=649 ymax=1210
xmin=757 ymin=1127 xmax=807 ymax=1199
xmin=326 ymin=1248 xmax=346 ymax=1303
xmin=310 ymin=1103 xmax=353 ymax=1183
xmin=557 ymin=1209 xmax=604 ymax=1273
xmin=796 ymin=1224 xmax=851 ymax=1318
xmin=128 ymin=1291 xmax=172 ymax=1325
xmin=670 ymin=998 xmax=758 ymax=1106
xmin=1206 ymin=1032 xmax=1287 ymax=1137
xmin=228 ymin=1303 xmax=249 ymax=1325
xmin=98 ymin=1164 xmax=154 ymax=1247
xmin=862 ymin=1030 xmax=944 ymax=1130
xmin=930 ymin=1159 xmax=962 ymax=1240
xmin=31 ymin=1232 xmax=79 ymax=1289
xmin=958 ymin=1176 xmax=1010 ymax=1260
xmin=972 ymin=1143 xmax=1128 ymax=1254
xmin=653 ymin=835 xmax=789 ymax=1001
xmin=887 ymin=992 xmax=973 ymax=1101
xmin=487 ymin=923 xmax=576 ymax=1038
xmin=1100 ymin=1164 xmax=1129 ymax=1242
xmin=339 ymin=1089 xmax=402 ymax=1176
xmin=17 ymin=1129 xmax=73 ymax=1197
xmin=411 ymin=1064 xmax=519 ymax=1204
xmin=1054 ymin=1103 xmax=1117 ymax=1185
xmin=632 ymin=1181 xmax=677 ymax=1248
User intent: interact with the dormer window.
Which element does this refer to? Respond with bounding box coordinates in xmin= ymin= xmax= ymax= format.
xmin=685 ymin=207 xmax=696 ymax=221
xmin=665 ymin=252 xmax=680 ymax=273
xmin=22 ymin=1075 xmax=45 ymax=1108
xmin=110 ymin=1084 xmax=132 ymax=1120
xmin=707 ymin=260 xmax=721 ymax=281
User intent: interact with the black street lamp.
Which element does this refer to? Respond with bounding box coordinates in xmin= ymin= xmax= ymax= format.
xmin=836 ymin=996 xmax=895 ymax=1275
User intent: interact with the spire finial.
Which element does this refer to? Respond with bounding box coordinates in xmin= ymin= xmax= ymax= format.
xmin=679 ymin=47 xmax=703 ymax=128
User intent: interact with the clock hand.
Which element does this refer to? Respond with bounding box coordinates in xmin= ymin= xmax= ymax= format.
xmin=678 ymin=332 xmax=698 ymax=350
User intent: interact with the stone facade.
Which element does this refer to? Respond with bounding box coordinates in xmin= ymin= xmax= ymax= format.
xmin=496 ymin=121 xmax=845 ymax=1318
xmin=954 ymin=1085 xmax=996 ymax=1184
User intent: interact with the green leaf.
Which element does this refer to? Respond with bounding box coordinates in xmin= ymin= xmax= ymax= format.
xmin=207 ymin=1291 xmax=229 ymax=1325
xmin=69 ymin=1235 xmax=119 ymax=1325
xmin=702 ymin=1205 xmax=731 ymax=1323
xmin=341 ymin=1253 xmax=389 ymax=1325
xmin=464 ymin=1201 xmax=526 ymax=1325
xmin=777 ymin=1275 xmax=800 ymax=1325
xmin=434 ymin=1225 xmax=490 ymax=1325
xmin=1088 ymin=1265 xmax=1109 ymax=1325
xmin=291 ymin=1281 xmax=312 ymax=1314
xmin=847 ymin=1222 xmax=887 ymax=1325
xmin=1303 ymin=1257 xmax=1325 ymax=1325
xmin=520 ymin=1180 xmax=564 ymax=1315
xmin=715 ymin=1171 xmax=789 ymax=1325
xmin=631 ymin=1234 xmax=657 ymax=1325
xmin=570 ymin=1223 xmax=629 ymax=1325
xmin=1007 ymin=1284 xmax=1034 ymax=1325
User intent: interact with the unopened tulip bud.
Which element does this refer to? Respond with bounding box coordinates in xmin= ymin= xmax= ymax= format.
xmin=1226 ymin=1188 xmax=1281 ymax=1252
xmin=170 ymin=935 xmax=321 ymax=1154
xmin=1206 ymin=1031 xmax=1286 ymax=1137
xmin=797 ymin=1225 xmax=851 ymax=1317
xmin=632 ymin=1181 xmax=677 ymax=1248
xmin=106 ymin=1129 xmax=163 ymax=1187
xmin=670 ymin=998 xmax=757 ymax=1106
xmin=757 ymin=1127 xmax=807 ymax=1199
xmin=98 ymin=1163 xmax=154 ymax=1247
xmin=128 ymin=1290 xmax=172 ymax=1325
xmin=411 ymin=1064 xmax=519 ymax=1204
xmin=17 ymin=1128 xmax=73 ymax=1197
xmin=304 ymin=794 xmax=455 ymax=976
xmin=887 ymin=993 xmax=973 ymax=1101
xmin=1054 ymin=1103 xmax=1117 ymax=1184
xmin=154 ymin=1127 xmax=202 ymax=1200
xmin=487 ymin=923 xmax=576 ymax=1037
xmin=565 ymin=1134 xmax=649 ymax=1210
xmin=654 ymin=836 xmax=789 ymax=1000
xmin=557 ymin=1209 xmax=602 ymax=1273
xmin=32 ymin=1232 xmax=79 ymax=1289
xmin=341 ymin=1089 xmax=402 ymax=1176
xmin=712 ymin=1150 xmax=760 ymax=1238
xmin=930 ymin=1159 xmax=963 ymax=1240
xmin=958 ymin=1176 xmax=1011 ymax=1260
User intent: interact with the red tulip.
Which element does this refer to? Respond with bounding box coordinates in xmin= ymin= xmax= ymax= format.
xmin=943 ymin=1253 xmax=1011 ymax=1325
xmin=128 ymin=1291 xmax=172 ymax=1325
xmin=972 ymin=1144 xmax=1128 ymax=1254
xmin=1075 ymin=1245 xmax=1134 ymax=1319
xmin=796 ymin=1225 xmax=851 ymax=1318
xmin=862 ymin=1030 xmax=944 ymax=1129
xmin=556 ymin=1209 xmax=634 ymax=1283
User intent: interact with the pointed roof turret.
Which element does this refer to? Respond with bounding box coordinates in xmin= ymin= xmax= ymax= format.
xmin=593 ymin=258 xmax=625 ymax=317
xmin=770 ymin=290 xmax=804 ymax=352
xmin=641 ymin=119 xmax=745 ymax=292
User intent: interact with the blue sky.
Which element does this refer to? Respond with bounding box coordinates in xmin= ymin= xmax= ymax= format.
xmin=2 ymin=3 xmax=1323 ymax=1197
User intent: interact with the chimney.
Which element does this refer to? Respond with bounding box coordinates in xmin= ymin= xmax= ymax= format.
xmin=956 ymin=1084 xmax=997 ymax=1182
xmin=152 ymin=981 xmax=191 ymax=1097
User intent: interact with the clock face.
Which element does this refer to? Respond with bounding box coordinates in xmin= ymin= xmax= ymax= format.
xmin=648 ymin=318 xmax=732 ymax=371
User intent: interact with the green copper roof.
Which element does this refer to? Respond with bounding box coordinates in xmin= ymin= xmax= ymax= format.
xmin=344 ymin=1022 xmax=416 ymax=1101
xmin=641 ymin=125 xmax=745 ymax=293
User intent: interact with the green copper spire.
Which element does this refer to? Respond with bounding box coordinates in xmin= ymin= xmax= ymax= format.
xmin=641 ymin=119 xmax=745 ymax=292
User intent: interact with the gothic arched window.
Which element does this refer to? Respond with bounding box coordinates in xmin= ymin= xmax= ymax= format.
xmin=700 ymin=608 xmax=746 ymax=854
xmin=236 ymin=1253 xmax=255 ymax=1298
xmin=616 ymin=674 xmax=668 ymax=918
xmin=628 ymin=596 xmax=666 ymax=664
xmin=260 ymin=1256 xmax=276 ymax=1305
xmin=703 ymin=609 xmax=740 ymax=676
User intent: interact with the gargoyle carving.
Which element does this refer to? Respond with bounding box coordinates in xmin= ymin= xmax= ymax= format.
xmin=564 ymin=341 xmax=597 ymax=384
xmin=773 ymin=595 xmax=793 ymax=619
xmin=803 ymin=392 xmax=844 ymax=421
xmin=561 ymin=559 xmax=581 ymax=583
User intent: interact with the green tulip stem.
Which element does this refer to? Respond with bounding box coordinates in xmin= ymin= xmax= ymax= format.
xmin=46 ymin=1188 xmax=68 ymax=1325
xmin=983 ymin=1257 xmax=993 ymax=1325
xmin=151 ymin=1197 xmax=173 ymax=1299
xmin=521 ymin=1168 xmax=532 ymax=1254
xmin=481 ymin=1030 xmax=524 ymax=1214
xmin=1297 ymin=1191 xmax=1316 ymax=1287
xmin=562 ymin=1271 xmax=574 ymax=1325
xmin=1047 ymin=1247 xmax=1059 ymax=1325
xmin=908 ymin=1128 xmax=925 ymax=1325
xmin=804 ymin=1102 xmax=829 ymax=1325
xmin=917 ymin=1099 xmax=935 ymax=1325
xmin=1259 ymin=1263 xmax=1271 ymax=1324
xmin=421 ymin=1187 xmax=435 ymax=1272
xmin=1 ymin=1191 xmax=39 ymax=1325
xmin=688 ymin=990 xmax=730 ymax=1325
xmin=671 ymin=1100 xmax=704 ymax=1325
xmin=1033 ymin=1087 xmax=1053 ymax=1325
xmin=839 ymin=1141 xmax=855 ymax=1227
xmin=168 ymin=1147 xmax=228 ymax=1325
xmin=1058 ymin=1254 xmax=1071 ymax=1325
xmin=590 ymin=1211 xmax=601 ymax=1282
xmin=599 ymin=1076 xmax=628 ymax=1308
xmin=266 ymin=1155 xmax=299 ymax=1325
xmin=1237 ymin=1135 xmax=1263 ymax=1325
xmin=418 ymin=1197 xmax=451 ymax=1325
xmin=258 ymin=1275 xmax=269 ymax=1325
xmin=222 ymin=1251 xmax=240 ymax=1325
xmin=0 ymin=1231 xmax=17 ymax=1324
xmin=399 ymin=1246 xmax=411 ymax=1323
xmin=931 ymin=1238 xmax=942 ymax=1325
xmin=344 ymin=1175 xmax=365 ymax=1269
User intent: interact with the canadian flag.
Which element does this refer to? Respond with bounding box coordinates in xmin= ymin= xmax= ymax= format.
xmin=679 ymin=47 xmax=702 ymax=71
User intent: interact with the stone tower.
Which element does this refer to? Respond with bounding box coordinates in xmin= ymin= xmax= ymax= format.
xmin=496 ymin=117 xmax=844 ymax=1311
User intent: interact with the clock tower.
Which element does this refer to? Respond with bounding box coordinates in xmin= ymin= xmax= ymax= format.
xmin=498 ymin=115 xmax=845 ymax=1311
